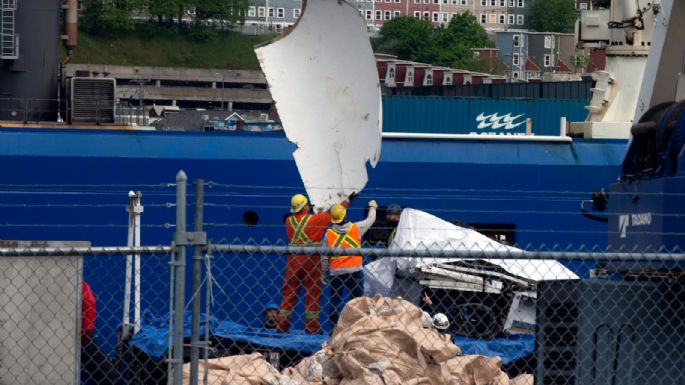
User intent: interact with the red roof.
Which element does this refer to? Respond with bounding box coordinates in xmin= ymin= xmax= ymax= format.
xmin=555 ymin=59 xmax=572 ymax=73
xmin=524 ymin=59 xmax=540 ymax=72
xmin=586 ymin=49 xmax=606 ymax=73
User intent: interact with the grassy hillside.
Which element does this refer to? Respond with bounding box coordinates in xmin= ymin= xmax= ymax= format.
xmin=70 ymin=28 xmax=276 ymax=70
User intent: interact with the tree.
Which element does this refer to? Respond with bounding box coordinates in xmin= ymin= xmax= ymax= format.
xmin=429 ymin=12 xmax=491 ymax=67
xmin=529 ymin=0 xmax=577 ymax=33
xmin=82 ymin=0 xmax=141 ymax=36
xmin=195 ymin=0 xmax=249 ymax=26
xmin=463 ymin=55 xmax=508 ymax=75
xmin=374 ymin=17 xmax=435 ymax=61
xmin=146 ymin=0 xmax=194 ymax=27
xmin=374 ymin=13 xmax=491 ymax=69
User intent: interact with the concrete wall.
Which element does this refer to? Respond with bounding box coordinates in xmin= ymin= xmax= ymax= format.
xmin=65 ymin=64 xmax=273 ymax=107
xmin=0 ymin=240 xmax=87 ymax=385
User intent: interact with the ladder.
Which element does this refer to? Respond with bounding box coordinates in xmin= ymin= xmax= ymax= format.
xmin=1 ymin=0 xmax=18 ymax=60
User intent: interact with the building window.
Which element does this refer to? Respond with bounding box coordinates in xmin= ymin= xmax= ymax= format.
xmin=544 ymin=36 xmax=552 ymax=49
xmin=544 ymin=54 xmax=552 ymax=67
xmin=415 ymin=0 xmax=420 ymax=2
xmin=481 ymin=0 xmax=487 ymax=6
xmin=580 ymin=2 xmax=588 ymax=10
xmin=395 ymin=0 xmax=401 ymax=2
xmin=366 ymin=10 xmax=372 ymax=19
xmin=268 ymin=7 xmax=274 ymax=17
xmin=509 ymin=0 xmax=515 ymax=6
xmin=461 ymin=0 xmax=468 ymax=4
xmin=426 ymin=74 xmax=433 ymax=85
xmin=500 ymin=0 xmax=505 ymax=6
xmin=414 ymin=11 xmax=421 ymax=18
xmin=442 ymin=12 xmax=448 ymax=22
xmin=423 ymin=12 xmax=430 ymax=20
xmin=507 ymin=14 xmax=514 ymax=24
xmin=388 ymin=67 xmax=395 ymax=79
xmin=375 ymin=10 xmax=381 ymax=19
xmin=499 ymin=14 xmax=505 ymax=24
xmin=490 ymin=0 xmax=496 ymax=5
xmin=513 ymin=34 xmax=520 ymax=46
xmin=445 ymin=75 xmax=452 ymax=85
xmin=434 ymin=0 xmax=440 ymax=3
xmin=394 ymin=11 xmax=401 ymax=17
xmin=248 ymin=6 xmax=255 ymax=17
xmin=480 ymin=14 xmax=487 ymax=23
xmin=517 ymin=0 xmax=524 ymax=7
xmin=517 ymin=14 xmax=524 ymax=25
xmin=384 ymin=11 xmax=391 ymax=20
xmin=294 ymin=8 xmax=301 ymax=18
xmin=277 ymin=8 xmax=284 ymax=18
xmin=433 ymin=12 xmax=439 ymax=22
xmin=512 ymin=53 xmax=519 ymax=66
xmin=407 ymin=70 xmax=414 ymax=84
xmin=512 ymin=71 xmax=519 ymax=79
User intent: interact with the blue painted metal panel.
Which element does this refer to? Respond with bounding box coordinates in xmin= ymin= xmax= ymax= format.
xmin=0 ymin=127 xmax=627 ymax=356
xmin=383 ymin=96 xmax=588 ymax=136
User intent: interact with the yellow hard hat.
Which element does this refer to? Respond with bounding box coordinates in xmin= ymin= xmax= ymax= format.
xmin=330 ymin=204 xmax=346 ymax=224
xmin=290 ymin=194 xmax=308 ymax=213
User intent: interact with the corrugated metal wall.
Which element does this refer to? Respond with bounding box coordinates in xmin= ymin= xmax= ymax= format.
xmin=384 ymin=79 xmax=593 ymax=101
xmin=382 ymin=96 xmax=589 ymax=136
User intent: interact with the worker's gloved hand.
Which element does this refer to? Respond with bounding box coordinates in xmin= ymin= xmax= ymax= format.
xmin=348 ymin=192 xmax=359 ymax=202
xmin=368 ymin=200 xmax=378 ymax=209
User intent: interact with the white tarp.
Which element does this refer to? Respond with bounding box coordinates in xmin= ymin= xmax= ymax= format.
xmin=255 ymin=0 xmax=382 ymax=211
xmin=364 ymin=209 xmax=579 ymax=297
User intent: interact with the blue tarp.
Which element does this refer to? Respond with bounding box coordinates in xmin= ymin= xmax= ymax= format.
xmin=129 ymin=312 xmax=326 ymax=360
xmin=454 ymin=334 xmax=534 ymax=365
xmin=213 ymin=321 xmax=328 ymax=354
xmin=129 ymin=311 xmax=217 ymax=360
xmin=130 ymin=311 xmax=533 ymax=364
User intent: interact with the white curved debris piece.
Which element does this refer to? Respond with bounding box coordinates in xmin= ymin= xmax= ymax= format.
xmin=256 ymin=0 xmax=382 ymax=211
xmin=365 ymin=209 xmax=579 ymax=296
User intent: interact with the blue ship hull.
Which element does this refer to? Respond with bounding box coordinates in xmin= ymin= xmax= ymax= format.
xmin=0 ymin=127 xmax=627 ymax=351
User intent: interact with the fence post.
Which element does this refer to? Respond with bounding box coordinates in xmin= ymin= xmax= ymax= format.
xmin=173 ymin=170 xmax=187 ymax=385
xmin=190 ymin=179 xmax=205 ymax=385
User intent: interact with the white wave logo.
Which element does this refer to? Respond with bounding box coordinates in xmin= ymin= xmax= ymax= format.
xmin=476 ymin=113 xmax=526 ymax=130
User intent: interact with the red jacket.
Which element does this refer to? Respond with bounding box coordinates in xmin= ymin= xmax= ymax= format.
xmin=82 ymin=282 xmax=96 ymax=335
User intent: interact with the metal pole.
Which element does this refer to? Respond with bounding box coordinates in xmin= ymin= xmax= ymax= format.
xmin=189 ymin=179 xmax=204 ymax=385
xmin=133 ymin=192 xmax=143 ymax=334
xmin=221 ymin=76 xmax=225 ymax=111
xmin=173 ymin=170 xmax=187 ymax=385
xmin=122 ymin=192 xmax=136 ymax=341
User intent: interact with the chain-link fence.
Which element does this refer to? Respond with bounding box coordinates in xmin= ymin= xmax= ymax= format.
xmin=0 ymin=172 xmax=683 ymax=385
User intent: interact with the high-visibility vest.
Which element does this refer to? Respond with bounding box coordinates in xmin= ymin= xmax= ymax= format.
xmin=325 ymin=224 xmax=363 ymax=270
xmin=288 ymin=214 xmax=319 ymax=246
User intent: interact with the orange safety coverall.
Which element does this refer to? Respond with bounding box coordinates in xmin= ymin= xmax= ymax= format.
xmin=277 ymin=201 xmax=348 ymax=334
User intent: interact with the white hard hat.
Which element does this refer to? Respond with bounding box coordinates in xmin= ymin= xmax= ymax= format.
xmin=432 ymin=313 xmax=449 ymax=330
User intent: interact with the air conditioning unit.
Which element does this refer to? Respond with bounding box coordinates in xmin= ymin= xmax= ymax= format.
xmin=70 ymin=77 xmax=116 ymax=124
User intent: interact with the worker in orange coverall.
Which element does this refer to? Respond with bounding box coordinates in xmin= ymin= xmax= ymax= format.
xmin=277 ymin=193 xmax=351 ymax=334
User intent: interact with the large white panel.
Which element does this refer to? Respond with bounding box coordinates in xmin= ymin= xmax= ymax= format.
xmin=256 ymin=0 xmax=382 ymax=210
